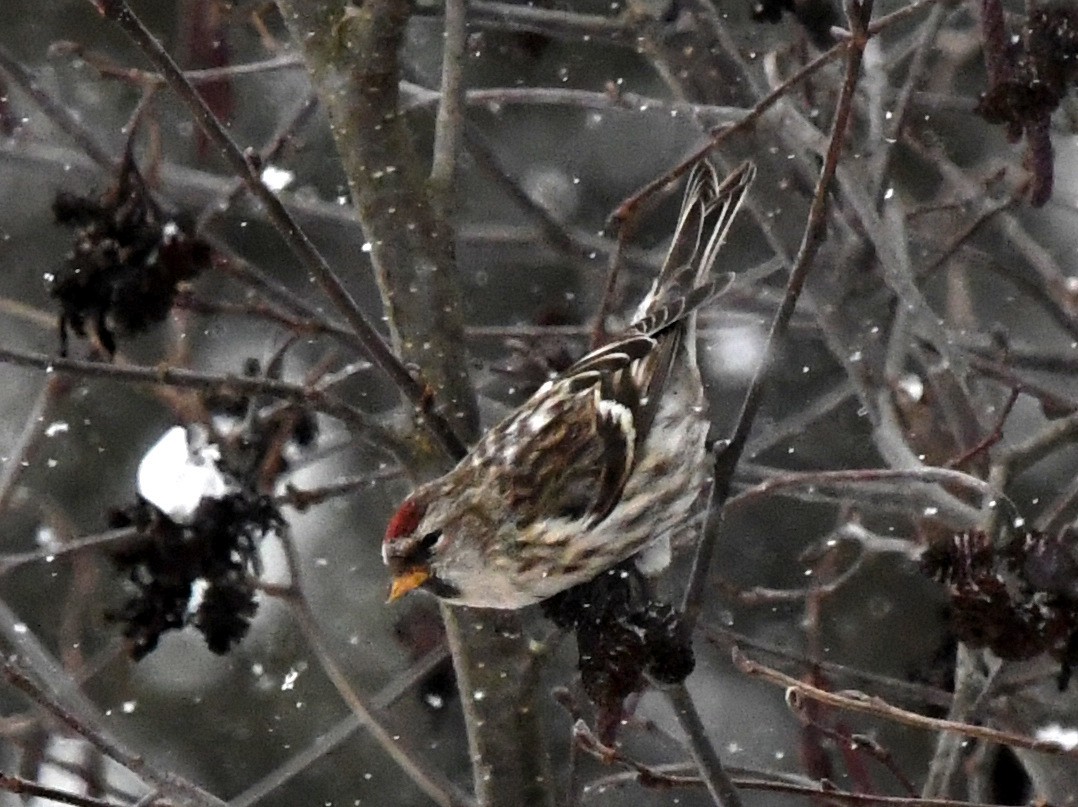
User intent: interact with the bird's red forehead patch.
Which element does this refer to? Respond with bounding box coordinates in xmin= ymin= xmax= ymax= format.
xmin=385 ymin=499 xmax=423 ymax=542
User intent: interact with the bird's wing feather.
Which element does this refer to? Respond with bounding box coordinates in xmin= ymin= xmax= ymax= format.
xmin=631 ymin=274 xmax=735 ymax=338
xmin=481 ymin=161 xmax=754 ymax=531
xmin=487 ymin=336 xmax=644 ymax=528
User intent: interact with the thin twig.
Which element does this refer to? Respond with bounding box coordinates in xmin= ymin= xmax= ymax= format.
xmin=430 ymin=0 xmax=468 ymax=216
xmin=994 ymin=409 xmax=1078 ymax=478
xmin=583 ymin=767 xmax=1051 ymax=807
xmin=0 ymin=773 xmax=127 ymax=807
xmin=917 ymin=195 xmax=1020 ymax=281
xmin=0 ymin=345 xmax=409 ymax=459
xmin=702 ymin=623 xmax=955 ymax=710
xmin=468 ymin=1 xmax=632 ymax=42
xmin=0 ymin=375 xmax=72 ymax=513
xmin=922 ymin=645 xmax=994 ymax=799
xmin=787 ymin=699 xmax=918 ymax=796
xmin=1036 ymin=471 xmax=1078 ymax=532
xmin=51 ymin=42 xmax=304 ymax=85
xmin=667 ymin=684 xmax=743 ymax=807
xmin=0 ymin=527 xmax=140 ymax=578
xmin=868 ymin=2 xmax=948 ymax=199
xmin=734 ymin=648 xmax=1078 ymax=760
xmin=277 ymin=468 xmax=404 ymax=510
xmin=590 ymin=215 xmax=634 ymax=347
xmin=727 ymin=466 xmax=996 ymax=522
xmin=0 ymin=44 xmax=115 ymax=169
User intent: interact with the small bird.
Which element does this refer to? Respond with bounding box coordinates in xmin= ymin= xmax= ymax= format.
xmin=383 ymin=160 xmax=755 ymax=609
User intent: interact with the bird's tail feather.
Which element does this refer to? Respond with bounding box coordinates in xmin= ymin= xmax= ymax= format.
xmin=638 ymin=160 xmax=755 ymax=318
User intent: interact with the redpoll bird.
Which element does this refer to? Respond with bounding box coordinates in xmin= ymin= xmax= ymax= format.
xmin=383 ymin=160 xmax=755 ymax=609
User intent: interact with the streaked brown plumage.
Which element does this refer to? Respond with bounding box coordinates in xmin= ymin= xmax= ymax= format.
xmin=384 ymin=160 xmax=755 ymax=608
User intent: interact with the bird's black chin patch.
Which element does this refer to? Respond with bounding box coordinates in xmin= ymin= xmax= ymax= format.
xmin=422 ymin=575 xmax=462 ymax=600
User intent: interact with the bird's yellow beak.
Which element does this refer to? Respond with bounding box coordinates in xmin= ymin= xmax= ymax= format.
xmin=388 ymin=569 xmax=430 ymax=602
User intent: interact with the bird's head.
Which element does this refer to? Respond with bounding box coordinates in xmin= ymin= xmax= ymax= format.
xmin=382 ymin=485 xmax=535 ymax=608
xmin=382 ymin=492 xmax=463 ymax=603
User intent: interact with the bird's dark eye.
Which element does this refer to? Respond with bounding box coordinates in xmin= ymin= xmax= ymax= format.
xmin=420 ymin=530 xmax=443 ymax=550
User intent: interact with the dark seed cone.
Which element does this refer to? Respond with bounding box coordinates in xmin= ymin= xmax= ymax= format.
xmin=108 ymin=491 xmax=280 ymax=658
xmin=921 ymin=528 xmax=1078 ymax=689
xmin=543 ymin=565 xmax=695 ymax=741
xmin=50 ymin=151 xmax=211 ymax=356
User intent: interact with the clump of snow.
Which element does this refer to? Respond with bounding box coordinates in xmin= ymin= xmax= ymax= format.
xmin=260 ymin=165 xmax=295 ymax=192
xmin=1036 ymin=723 xmax=1078 ymax=751
xmin=136 ymin=426 xmax=232 ymax=524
